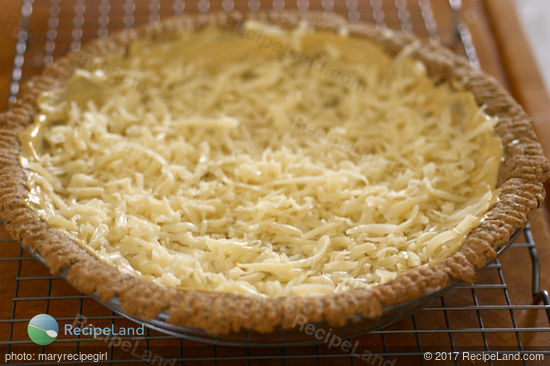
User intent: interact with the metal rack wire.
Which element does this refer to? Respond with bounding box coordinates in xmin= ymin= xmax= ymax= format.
xmin=1 ymin=1 xmax=550 ymax=365
xmin=2 ymin=225 xmax=549 ymax=365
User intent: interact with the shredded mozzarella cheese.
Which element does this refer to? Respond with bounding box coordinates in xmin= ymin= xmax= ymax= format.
xmin=19 ymin=22 xmax=501 ymax=297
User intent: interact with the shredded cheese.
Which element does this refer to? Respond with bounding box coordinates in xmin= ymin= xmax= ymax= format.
xmin=18 ymin=22 xmax=501 ymax=297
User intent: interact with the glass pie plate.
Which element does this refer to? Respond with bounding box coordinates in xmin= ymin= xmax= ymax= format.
xmin=25 ymin=228 xmax=520 ymax=346
xmin=3 ymin=9 xmax=548 ymax=347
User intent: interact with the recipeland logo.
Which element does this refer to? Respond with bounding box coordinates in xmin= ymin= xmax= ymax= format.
xmin=28 ymin=313 xmax=145 ymax=345
xmin=28 ymin=314 xmax=59 ymax=345
xmin=64 ymin=323 xmax=145 ymax=338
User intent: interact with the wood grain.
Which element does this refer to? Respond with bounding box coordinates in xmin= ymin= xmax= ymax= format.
xmin=0 ymin=1 xmax=549 ymax=362
xmin=484 ymin=0 xmax=550 ymax=213
xmin=462 ymin=0 xmax=509 ymax=85
xmin=0 ymin=0 xmax=22 ymax=109
xmin=484 ymin=0 xmax=550 ymax=154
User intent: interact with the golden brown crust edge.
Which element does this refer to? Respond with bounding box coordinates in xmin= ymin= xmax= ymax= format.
xmin=0 ymin=11 xmax=548 ymax=335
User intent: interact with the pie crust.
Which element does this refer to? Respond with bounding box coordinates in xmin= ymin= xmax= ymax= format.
xmin=0 ymin=11 xmax=548 ymax=335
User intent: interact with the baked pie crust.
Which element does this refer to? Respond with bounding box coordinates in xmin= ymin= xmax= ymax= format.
xmin=1 ymin=11 xmax=549 ymax=335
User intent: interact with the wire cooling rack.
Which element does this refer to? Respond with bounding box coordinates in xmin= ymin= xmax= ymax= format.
xmin=1 ymin=1 xmax=550 ymax=365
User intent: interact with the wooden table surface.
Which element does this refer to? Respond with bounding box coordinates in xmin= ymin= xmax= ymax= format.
xmin=0 ymin=0 xmax=549 ymax=364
